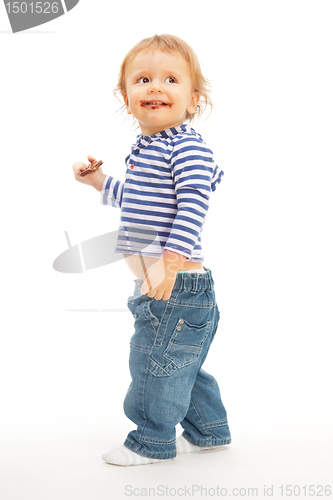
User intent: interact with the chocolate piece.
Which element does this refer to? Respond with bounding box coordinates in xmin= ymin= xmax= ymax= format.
xmin=78 ymin=160 xmax=103 ymax=177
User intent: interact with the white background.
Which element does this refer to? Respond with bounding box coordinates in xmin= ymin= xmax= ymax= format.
xmin=1 ymin=1 xmax=332 ymax=499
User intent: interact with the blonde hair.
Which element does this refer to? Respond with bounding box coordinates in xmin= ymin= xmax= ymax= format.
xmin=114 ymin=34 xmax=213 ymax=123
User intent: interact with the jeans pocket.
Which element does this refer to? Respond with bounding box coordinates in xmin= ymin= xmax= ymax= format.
xmin=163 ymin=318 xmax=211 ymax=369
xmin=129 ymin=298 xmax=163 ymax=350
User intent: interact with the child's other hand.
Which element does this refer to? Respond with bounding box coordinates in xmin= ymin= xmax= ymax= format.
xmin=141 ymin=250 xmax=186 ymax=301
xmin=141 ymin=258 xmax=176 ymax=301
xmin=72 ymin=155 xmax=104 ymax=187
xmin=141 ymin=257 xmax=166 ymax=299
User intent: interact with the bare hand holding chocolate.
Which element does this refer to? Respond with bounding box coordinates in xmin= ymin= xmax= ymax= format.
xmin=72 ymin=155 xmax=106 ymax=191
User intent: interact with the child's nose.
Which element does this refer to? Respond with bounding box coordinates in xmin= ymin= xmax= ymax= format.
xmin=148 ymin=80 xmax=164 ymax=94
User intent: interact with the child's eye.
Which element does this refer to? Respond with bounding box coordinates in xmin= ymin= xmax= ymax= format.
xmin=165 ymin=77 xmax=177 ymax=83
xmin=137 ymin=77 xmax=149 ymax=83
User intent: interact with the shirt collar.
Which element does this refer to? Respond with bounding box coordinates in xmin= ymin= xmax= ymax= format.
xmin=134 ymin=123 xmax=193 ymax=147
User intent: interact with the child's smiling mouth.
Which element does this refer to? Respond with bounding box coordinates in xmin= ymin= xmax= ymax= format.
xmin=140 ymin=100 xmax=172 ymax=109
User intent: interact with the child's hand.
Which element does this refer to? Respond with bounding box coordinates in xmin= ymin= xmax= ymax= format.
xmin=141 ymin=250 xmax=186 ymax=301
xmin=141 ymin=258 xmax=176 ymax=301
xmin=140 ymin=256 xmax=166 ymax=299
xmin=72 ymin=155 xmax=104 ymax=188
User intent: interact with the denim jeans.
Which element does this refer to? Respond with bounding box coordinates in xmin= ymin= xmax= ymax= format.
xmin=123 ymin=269 xmax=231 ymax=460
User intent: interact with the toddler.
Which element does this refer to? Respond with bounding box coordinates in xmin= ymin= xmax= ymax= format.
xmin=72 ymin=34 xmax=231 ymax=466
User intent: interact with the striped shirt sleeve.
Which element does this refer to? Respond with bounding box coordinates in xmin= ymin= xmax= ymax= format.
xmin=100 ymin=175 xmax=124 ymax=208
xmin=163 ymin=137 xmax=220 ymax=259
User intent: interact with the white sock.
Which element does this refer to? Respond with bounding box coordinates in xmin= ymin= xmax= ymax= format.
xmin=102 ymin=445 xmax=175 ymax=466
xmin=176 ymin=435 xmax=225 ymax=454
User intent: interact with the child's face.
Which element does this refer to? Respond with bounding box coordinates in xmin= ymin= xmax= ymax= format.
xmin=123 ymin=50 xmax=199 ymax=137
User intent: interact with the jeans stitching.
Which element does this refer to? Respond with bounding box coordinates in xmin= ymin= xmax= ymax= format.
xmin=168 ymin=300 xmax=215 ymax=308
xmin=163 ymin=320 xmax=211 ymax=370
xmin=124 ymin=438 xmax=176 ymax=459
xmin=139 ymin=436 xmax=176 ymax=445
xmin=182 ymin=431 xmax=231 ymax=447
xmin=188 ymin=400 xmax=207 ymax=434
xmin=148 ymin=358 xmax=171 ymax=377
xmin=153 ymin=289 xmax=180 ymax=347
xmin=129 ymin=342 xmax=153 ymax=354
xmin=139 ymin=362 xmax=149 ymax=444
xmin=203 ymin=419 xmax=229 ymax=429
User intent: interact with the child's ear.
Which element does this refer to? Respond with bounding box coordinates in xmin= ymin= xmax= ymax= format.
xmin=187 ymin=92 xmax=200 ymax=115
xmin=122 ymin=93 xmax=131 ymax=114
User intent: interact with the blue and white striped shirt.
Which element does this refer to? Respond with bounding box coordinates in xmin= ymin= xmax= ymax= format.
xmin=101 ymin=123 xmax=223 ymax=262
